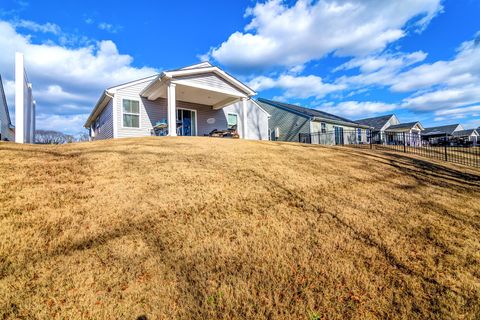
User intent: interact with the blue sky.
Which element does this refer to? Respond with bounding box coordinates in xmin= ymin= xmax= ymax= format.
xmin=0 ymin=0 xmax=479 ymax=134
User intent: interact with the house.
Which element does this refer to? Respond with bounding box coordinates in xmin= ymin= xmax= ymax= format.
xmin=452 ymin=129 xmax=479 ymax=145
xmin=256 ymin=98 xmax=370 ymax=145
xmin=384 ymin=121 xmax=424 ymax=146
xmin=84 ymin=62 xmax=270 ymax=140
xmin=422 ymin=124 xmax=464 ymax=138
xmin=421 ymin=124 xmax=464 ymax=145
xmin=355 ymin=114 xmax=400 ymax=143
xmin=0 ymin=75 xmax=15 ymax=141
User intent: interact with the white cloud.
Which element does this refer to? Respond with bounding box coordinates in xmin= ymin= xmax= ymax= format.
xmin=35 ymin=113 xmax=90 ymax=133
xmin=0 ymin=20 xmax=157 ymax=134
xmin=12 ymin=19 xmax=61 ymax=34
xmin=249 ymin=74 xmax=345 ymax=99
xmin=402 ymin=85 xmax=480 ymax=111
xmin=321 ymin=101 xmax=398 ymax=118
xmin=98 ymin=22 xmax=122 ymax=34
xmin=205 ymin=0 xmax=442 ymax=70
xmin=335 ymin=51 xmax=428 ymax=87
xmin=435 ymin=105 xmax=480 ymax=117
xmin=335 ymin=51 xmax=427 ymax=74
xmin=390 ymin=35 xmax=480 ymax=92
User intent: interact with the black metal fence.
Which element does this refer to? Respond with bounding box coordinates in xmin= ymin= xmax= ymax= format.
xmin=299 ymin=130 xmax=480 ymax=168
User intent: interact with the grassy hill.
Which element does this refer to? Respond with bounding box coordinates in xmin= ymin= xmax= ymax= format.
xmin=1 ymin=137 xmax=479 ymax=319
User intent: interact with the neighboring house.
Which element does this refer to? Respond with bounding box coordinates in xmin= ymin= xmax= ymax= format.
xmin=84 ymin=62 xmax=270 ymax=140
xmin=0 ymin=75 xmax=15 ymax=141
xmin=452 ymin=129 xmax=479 ymax=145
xmin=256 ymin=98 xmax=370 ymax=145
xmin=421 ymin=124 xmax=464 ymax=145
xmin=385 ymin=121 xmax=425 ymax=146
xmin=355 ymin=114 xmax=400 ymax=143
xmin=422 ymin=124 xmax=464 ymax=138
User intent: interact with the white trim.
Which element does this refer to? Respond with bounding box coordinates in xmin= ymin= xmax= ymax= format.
xmin=171 ymin=79 xmax=248 ymax=98
xmin=176 ymin=107 xmax=198 ymax=136
xmin=180 ymin=62 xmax=212 ymax=70
xmin=112 ymin=93 xmax=118 ymax=138
xmin=167 ymin=82 xmax=177 ymax=136
xmin=164 ymin=67 xmax=256 ymax=96
xmin=15 ymin=52 xmax=24 ymax=143
xmin=381 ymin=114 xmax=399 ymax=131
xmin=251 ymin=99 xmax=271 ymax=118
xmin=107 ymin=75 xmax=158 ymax=93
xmin=120 ymin=98 xmax=141 ymax=129
xmin=226 ymin=112 xmax=239 ymax=131
xmin=242 ymin=98 xmax=248 ymax=139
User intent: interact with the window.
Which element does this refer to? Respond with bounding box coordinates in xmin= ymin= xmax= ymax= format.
xmin=357 ymin=128 xmax=362 ymax=142
xmin=123 ymin=99 xmax=140 ymax=128
xmin=321 ymin=122 xmax=326 ymax=133
xmin=227 ymin=113 xmax=238 ymax=130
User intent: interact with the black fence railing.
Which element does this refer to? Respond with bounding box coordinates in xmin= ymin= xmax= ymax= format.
xmin=299 ymin=130 xmax=480 ymax=168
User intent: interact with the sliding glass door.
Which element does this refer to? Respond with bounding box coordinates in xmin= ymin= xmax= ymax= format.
xmin=176 ymin=109 xmax=197 ymax=136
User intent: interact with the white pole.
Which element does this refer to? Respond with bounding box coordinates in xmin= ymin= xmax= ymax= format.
xmin=242 ymin=98 xmax=248 ymax=139
xmin=31 ymin=100 xmax=36 ymax=143
xmin=15 ymin=52 xmax=24 ymax=143
xmin=167 ymin=82 xmax=177 ymax=136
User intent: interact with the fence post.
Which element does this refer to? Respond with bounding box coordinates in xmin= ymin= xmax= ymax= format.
xmin=444 ymin=133 xmax=448 ymax=161
xmin=403 ymin=132 xmax=406 ymax=153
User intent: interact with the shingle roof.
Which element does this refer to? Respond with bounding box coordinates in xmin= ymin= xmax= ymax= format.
xmin=386 ymin=122 xmax=421 ymax=131
xmin=452 ymin=129 xmax=478 ymax=137
xmin=422 ymin=124 xmax=461 ymax=136
xmin=257 ymin=98 xmax=362 ymax=127
xmin=355 ymin=114 xmax=394 ymax=131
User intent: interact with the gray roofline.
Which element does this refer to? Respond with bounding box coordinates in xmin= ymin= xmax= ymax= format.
xmin=258 ymin=98 xmax=370 ymax=128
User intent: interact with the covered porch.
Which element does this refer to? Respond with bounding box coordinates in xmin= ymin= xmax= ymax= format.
xmin=139 ymin=63 xmax=256 ymax=138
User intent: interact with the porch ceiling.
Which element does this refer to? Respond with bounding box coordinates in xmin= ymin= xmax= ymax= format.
xmin=141 ymin=79 xmax=241 ymax=109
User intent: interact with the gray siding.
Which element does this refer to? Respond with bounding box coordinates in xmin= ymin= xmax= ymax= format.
xmin=0 ymin=77 xmax=14 ymax=141
xmin=222 ymin=100 xmax=269 ymax=140
xmin=311 ymin=121 xmax=366 ymax=145
xmin=112 ymin=80 xmax=268 ymax=139
xmin=257 ymin=101 xmax=310 ymax=142
xmin=174 ymin=72 xmax=244 ymax=96
xmin=116 ymin=80 xmax=161 ymax=138
xmin=93 ymin=100 xmax=113 ymax=140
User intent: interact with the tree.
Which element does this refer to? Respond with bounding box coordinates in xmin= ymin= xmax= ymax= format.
xmin=35 ymin=130 xmax=74 ymax=144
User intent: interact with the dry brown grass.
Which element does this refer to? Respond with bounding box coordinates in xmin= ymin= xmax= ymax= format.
xmin=1 ymin=137 xmax=479 ymax=319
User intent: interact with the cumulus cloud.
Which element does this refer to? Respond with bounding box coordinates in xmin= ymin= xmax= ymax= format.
xmin=98 ymin=22 xmax=122 ymax=34
xmin=390 ymin=35 xmax=480 ymax=92
xmin=402 ymin=85 xmax=480 ymax=111
xmin=0 ymin=20 xmax=157 ymax=134
xmin=335 ymin=51 xmax=428 ymax=88
xmin=249 ymin=74 xmax=345 ymax=99
xmin=205 ymin=0 xmax=442 ymax=71
xmin=433 ymin=105 xmax=480 ymax=122
xmin=35 ymin=113 xmax=90 ymax=133
xmin=12 ymin=19 xmax=61 ymax=34
xmin=321 ymin=101 xmax=398 ymax=118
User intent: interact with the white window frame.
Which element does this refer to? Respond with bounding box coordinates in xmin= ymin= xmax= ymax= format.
xmin=227 ymin=112 xmax=239 ymax=131
xmin=121 ymin=98 xmax=141 ymax=129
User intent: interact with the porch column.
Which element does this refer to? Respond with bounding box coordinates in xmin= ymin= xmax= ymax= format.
xmin=242 ymin=98 xmax=248 ymax=139
xmin=167 ymin=82 xmax=177 ymax=136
